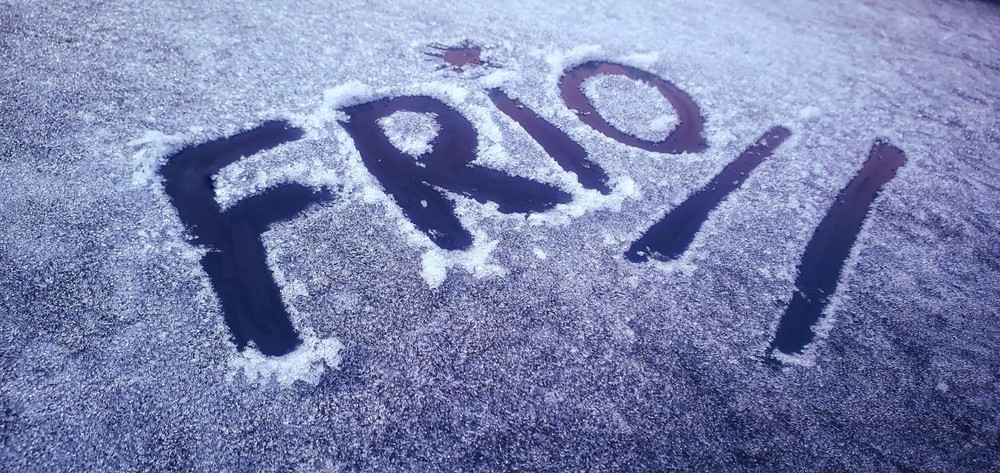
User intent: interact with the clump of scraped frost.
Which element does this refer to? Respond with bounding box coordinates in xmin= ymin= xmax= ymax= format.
xmin=526 ymin=175 xmax=641 ymax=227
xmin=420 ymin=236 xmax=506 ymax=289
xmin=378 ymin=111 xmax=441 ymax=157
xmin=581 ymin=74 xmax=678 ymax=142
xmin=770 ymin=347 xmax=817 ymax=368
xmin=299 ymin=81 xmax=376 ymax=130
xmin=227 ymin=333 xmax=344 ymax=386
xmin=478 ymin=69 xmax=518 ymax=89
xmin=127 ymin=130 xmax=183 ymax=187
xmin=623 ymin=51 xmax=660 ymax=69
xmin=797 ymin=105 xmax=822 ymax=121
xmin=544 ymin=44 xmax=604 ymax=76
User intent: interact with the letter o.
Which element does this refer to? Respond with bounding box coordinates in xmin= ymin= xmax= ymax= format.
xmin=559 ymin=61 xmax=707 ymax=154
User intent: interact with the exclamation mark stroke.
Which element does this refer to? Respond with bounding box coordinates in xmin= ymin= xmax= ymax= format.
xmin=626 ymin=126 xmax=791 ymax=263
xmin=771 ymin=141 xmax=907 ymax=355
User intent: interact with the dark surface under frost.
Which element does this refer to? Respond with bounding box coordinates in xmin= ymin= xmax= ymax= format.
xmin=1 ymin=0 xmax=999 ymax=471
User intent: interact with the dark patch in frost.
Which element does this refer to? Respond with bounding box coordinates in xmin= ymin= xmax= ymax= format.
xmin=160 ymin=121 xmax=332 ymax=356
xmin=771 ymin=141 xmax=907 ymax=355
xmin=340 ymin=95 xmax=572 ymax=251
xmin=427 ymin=43 xmax=485 ymax=70
xmin=626 ymin=126 xmax=791 ymax=262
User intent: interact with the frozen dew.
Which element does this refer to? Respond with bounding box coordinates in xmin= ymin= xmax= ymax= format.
xmin=377 ymin=111 xmax=441 ymax=158
xmin=2 ymin=0 xmax=999 ymax=470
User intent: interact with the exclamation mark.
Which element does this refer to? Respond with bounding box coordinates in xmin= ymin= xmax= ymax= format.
xmin=771 ymin=140 xmax=907 ymax=356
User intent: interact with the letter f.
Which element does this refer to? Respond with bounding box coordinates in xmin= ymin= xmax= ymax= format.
xmin=160 ymin=121 xmax=331 ymax=356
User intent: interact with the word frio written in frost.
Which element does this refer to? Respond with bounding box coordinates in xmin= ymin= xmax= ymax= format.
xmin=159 ymin=51 xmax=906 ymax=362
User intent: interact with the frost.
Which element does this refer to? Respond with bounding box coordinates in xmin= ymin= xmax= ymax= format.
xmin=769 ymin=347 xmax=817 ymax=368
xmin=377 ymin=111 xmax=441 ymax=157
xmin=797 ymin=105 xmax=822 ymax=121
xmin=526 ymin=175 xmax=641 ymax=227
xmin=419 ymin=250 xmax=448 ymax=288
xmin=127 ymin=130 xmax=182 ymax=187
xmin=420 ymin=236 xmax=506 ymax=289
xmin=623 ymin=51 xmax=660 ymax=69
xmin=478 ymin=69 xmax=519 ymax=89
xmin=227 ymin=333 xmax=344 ymax=386
xmin=301 ymin=81 xmax=376 ymax=129
xmin=544 ymin=44 xmax=604 ymax=76
xmin=413 ymin=82 xmax=471 ymax=105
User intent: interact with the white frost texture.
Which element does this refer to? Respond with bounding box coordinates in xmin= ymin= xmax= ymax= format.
xmin=1 ymin=0 xmax=999 ymax=471
xmin=582 ymin=74 xmax=679 ymax=141
xmin=228 ymin=334 xmax=344 ymax=386
xmin=377 ymin=111 xmax=441 ymax=158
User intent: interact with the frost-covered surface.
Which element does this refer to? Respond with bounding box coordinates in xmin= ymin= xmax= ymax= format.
xmin=227 ymin=332 xmax=344 ymax=386
xmin=1 ymin=0 xmax=999 ymax=470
